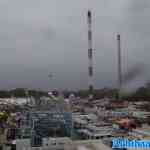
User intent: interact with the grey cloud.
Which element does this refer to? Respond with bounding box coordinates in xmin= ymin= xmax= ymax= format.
xmin=0 ymin=0 xmax=149 ymax=90
xmin=127 ymin=0 xmax=150 ymax=13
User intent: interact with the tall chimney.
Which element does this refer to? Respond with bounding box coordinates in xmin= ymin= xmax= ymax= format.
xmin=87 ymin=10 xmax=94 ymax=99
xmin=117 ymin=34 xmax=122 ymax=99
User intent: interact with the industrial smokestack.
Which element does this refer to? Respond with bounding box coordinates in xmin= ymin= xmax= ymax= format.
xmin=117 ymin=34 xmax=122 ymax=99
xmin=87 ymin=10 xmax=94 ymax=99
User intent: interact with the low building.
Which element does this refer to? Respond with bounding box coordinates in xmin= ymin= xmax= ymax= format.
xmin=13 ymin=137 xmax=72 ymax=150
xmin=129 ymin=124 xmax=150 ymax=139
xmin=77 ymin=125 xmax=113 ymax=140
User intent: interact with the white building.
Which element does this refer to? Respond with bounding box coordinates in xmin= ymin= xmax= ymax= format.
xmin=13 ymin=137 xmax=72 ymax=150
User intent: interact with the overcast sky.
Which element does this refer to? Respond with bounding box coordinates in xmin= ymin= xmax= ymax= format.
xmin=0 ymin=0 xmax=149 ymax=90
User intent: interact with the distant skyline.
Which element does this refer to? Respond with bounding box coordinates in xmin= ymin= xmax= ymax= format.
xmin=0 ymin=0 xmax=149 ymax=90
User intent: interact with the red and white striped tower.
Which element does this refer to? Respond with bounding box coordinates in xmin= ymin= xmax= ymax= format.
xmin=87 ymin=10 xmax=94 ymax=99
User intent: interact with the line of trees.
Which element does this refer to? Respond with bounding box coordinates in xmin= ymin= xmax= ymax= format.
xmin=77 ymin=88 xmax=118 ymax=99
xmin=0 ymin=83 xmax=150 ymax=100
xmin=0 ymin=88 xmax=48 ymax=98
xmin=124 ymin=83 xmax=150 ymax=101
